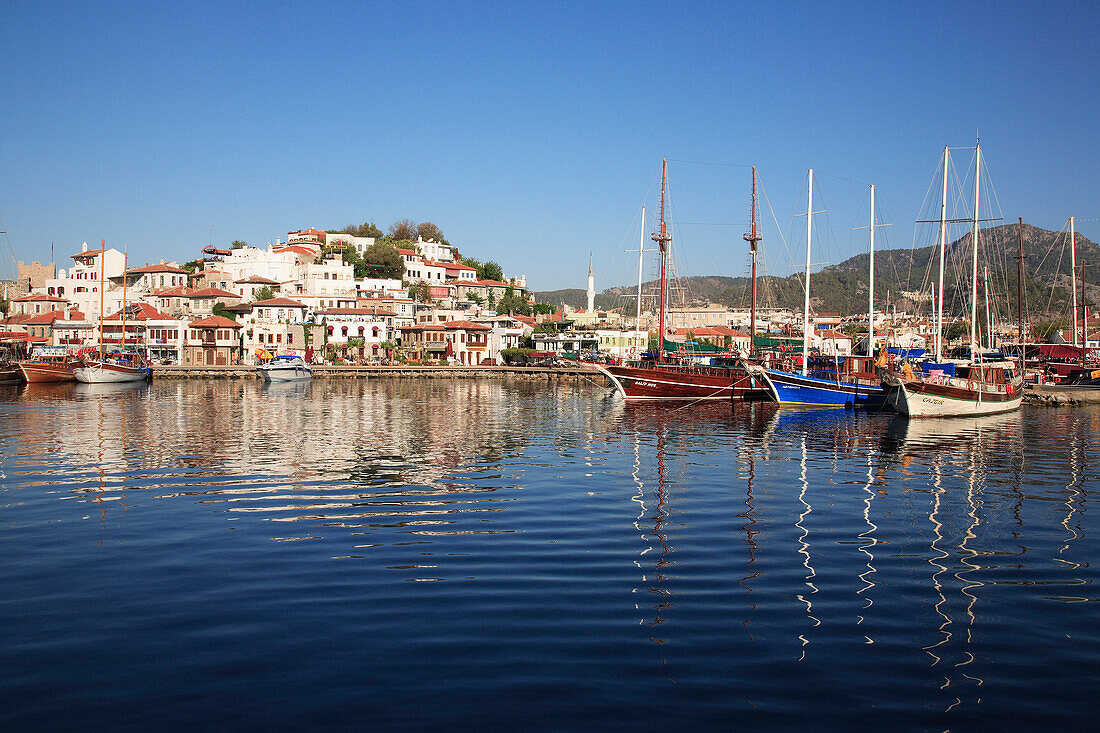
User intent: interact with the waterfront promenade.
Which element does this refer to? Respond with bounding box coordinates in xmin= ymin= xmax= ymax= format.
xmin=152 ymin=363 xmax=606 ymax=381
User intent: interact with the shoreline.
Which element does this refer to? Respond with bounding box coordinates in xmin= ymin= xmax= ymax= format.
xmin=152 ymin=364 xmax=607 ymax=381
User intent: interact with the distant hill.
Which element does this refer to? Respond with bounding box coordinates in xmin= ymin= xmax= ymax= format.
xmin=533 ymin=224 xmax=1095 ymax=318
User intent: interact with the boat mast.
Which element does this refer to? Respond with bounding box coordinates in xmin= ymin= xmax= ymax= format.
xmin=1017 ymin=217 xmax=1026 ymax=348
xmin=743 ymin=166 xmax=761 ymax=356
xmin=98 ymin=239 xmax=105 ymax=359
xmin=803 ymin=169 xmax=813 ymax=376
xmin=867 ymin=184 xmax=875 ymax=357
xmin=936 ymin=146 xmax=948 ymax=362
xmin=970 ymin=144 xmax=981 ymax=357
xmin=1070 ymin=216 xmax=1078 ymax=347
xmin=122 ymin=253 xmax=128 ymax=353
xmin=654 ymin=159 xmax=672 ymax=362
xmin=636 ymin=205 xmax=645 ymax=331
xmin=1080 ymin=262 xmax=1087 ymax=364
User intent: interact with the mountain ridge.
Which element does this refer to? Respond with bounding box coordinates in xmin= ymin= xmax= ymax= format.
xmin=532 ymin=223 xmax=1096 ymax=318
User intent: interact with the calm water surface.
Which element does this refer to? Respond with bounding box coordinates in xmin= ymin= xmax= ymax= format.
xmin=1 ymin=379 xmax=1098 ymax=729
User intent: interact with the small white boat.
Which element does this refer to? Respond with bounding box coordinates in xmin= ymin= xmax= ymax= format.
xmin=257 ymin=354 xmax=313 ymax=382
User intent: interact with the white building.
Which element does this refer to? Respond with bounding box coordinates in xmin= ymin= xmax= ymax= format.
xmin=596 ymin=329 xmax=649 ymax=360
xmin=43 ymin=243 xmax=127 ymax=321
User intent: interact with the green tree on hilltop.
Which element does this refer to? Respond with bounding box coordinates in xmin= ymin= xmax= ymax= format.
xmin=363 ymin=241 xmax=406 ymax=279
xmin=416 ymin=221 xmax=447 ymax=245
xmin=389 ymin=219 xmax=417 ymax=242
xmin=339 ymin=222 xmax=384 ymax=239
xmin=478 ymin=261 xmax=504 ymax=282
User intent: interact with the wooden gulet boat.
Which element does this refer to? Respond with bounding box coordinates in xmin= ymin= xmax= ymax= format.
xmin=880 ymin=144 xmax=1022 ymax=418
xmin=73 ymin=246 xmax=151 ymax=384
xmin=18 ymin=346 xmax=79 ymax=382
xmin=596 ymin=161 xmax=766 ymax=402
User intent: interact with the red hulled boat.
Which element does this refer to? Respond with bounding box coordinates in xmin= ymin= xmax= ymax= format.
xmin=596 ymin=160 xmax=766 ymax=402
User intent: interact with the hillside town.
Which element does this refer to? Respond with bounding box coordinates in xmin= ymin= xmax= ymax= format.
xmin=1 ymin=225 xmax=1094 ymax=369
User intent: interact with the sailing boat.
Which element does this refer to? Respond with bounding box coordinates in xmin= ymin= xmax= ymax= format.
xmin=746 ymin=170 xmax=886 ymax=407
xmin=596 ymin=160 xmax=766 ymax=401
xmin=880 ymin=143 xmax=1022 ymax=417
xmin=74 ymin=247 xmax=151 ymax=384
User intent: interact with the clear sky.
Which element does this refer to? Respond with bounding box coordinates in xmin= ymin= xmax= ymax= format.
xmin=1 ymin=1 xmax=1096 ymax=291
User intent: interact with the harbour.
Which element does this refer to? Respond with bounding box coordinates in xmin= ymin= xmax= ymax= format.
xmin=1 ymin=378 xmax=1098 ymax=729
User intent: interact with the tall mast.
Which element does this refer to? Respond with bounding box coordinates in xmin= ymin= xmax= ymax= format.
xmin=654 ymin=159 xmax=671 ymax=362
xmin=122 ymin=253 xmax=128 ymax=353
xmin=1070 ymin=216 xmax=1078 ymax=347
xmin=98 ymin=239 xmax=105 ymax=359
xmin=936 ymin=146 xmax=949 ymax=362
xmin=802 ymin=168 xmax=813 ymax=376
xmin=1017 ymin=217 xmax=1026 ymax=348
xmin=636 ymin=205 xmax=645 ymax=330
xmin=867 ymin=184 xmax=876 ymax=357
xmin=1080 ymin=262 xmax=1087 ymax=363
xmin=970 ymin=144 xmax=981 ymax=357
xmin=743 ymin=166 xmax=761 ymax=356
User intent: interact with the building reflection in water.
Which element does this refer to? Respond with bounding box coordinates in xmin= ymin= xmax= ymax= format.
xmin=2 ymin=378 xmax=1097 ymax=718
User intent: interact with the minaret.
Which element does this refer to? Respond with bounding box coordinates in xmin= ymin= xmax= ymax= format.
xmin=587 ymin=254 xmax=595 ymax=313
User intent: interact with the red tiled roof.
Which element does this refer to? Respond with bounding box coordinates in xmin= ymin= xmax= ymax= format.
xmin=470 ymin=279 xmax=515 ymax=287
xmin=512 ymin=315 xmax=536 ymax=325
xmin=72 ymin=248 xmax=106 ymax=259
xmin=105 ymin=303 xmax=169 ymax=321
xmin=252 ymin=297 xmax=307 ymax=308
xmin=397 ymin=248 xmax=419 ymax=256
xmin=189 ymin=315 xmax=242 ymax=329
xmin=125 ymin=263 xmax=188 ymax=275
xmin=443 ymin=320 xmax=490 ymax=330
xmin=13 ymin=293 xmax=67 ymax=302
xmin=234 ymin=275 xmax=279 ymax=284
xmin=445 ymin=263 xmax=478 ymax=271
xmin=188 ymin=287 xmax=239 ymax=299
xmin=22 ymin=309 xmax=74 ymax=325
xmin=274 ymin=245 xmax=318 ymax=257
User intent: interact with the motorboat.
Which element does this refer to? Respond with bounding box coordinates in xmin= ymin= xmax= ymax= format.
xmin=257 ymin=354 xmax=313 ymax=382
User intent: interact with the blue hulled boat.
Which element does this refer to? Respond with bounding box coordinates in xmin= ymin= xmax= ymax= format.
xmin=748 ymin=355 xmax=887 ymax=407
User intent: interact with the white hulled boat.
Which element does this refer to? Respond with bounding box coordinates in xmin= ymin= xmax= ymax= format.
xmin=881 ymin=143 xmax=1022 ymax=418
xmin=257 ymin=354 xmax=313 ymax=382
xmin=74 ymin=247 xmax=151 ymax=384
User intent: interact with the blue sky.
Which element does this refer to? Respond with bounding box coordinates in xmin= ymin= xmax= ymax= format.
xmin=1 ymin=1 xmax=1096 ymax=291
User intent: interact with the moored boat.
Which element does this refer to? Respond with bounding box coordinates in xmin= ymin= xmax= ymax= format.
xmin=599 ymin=160 xmax=767 ymax=402
xmin=746 ymin=171 xmax=887 ymax=408
xmin=73 ymin=350 xmax=152 ymax=384
xmin=749 ymin=354 xmax=886 ymax=407
xmin=257 ymin=354 xmax=313 ymax=382
xmin=72 ymin=246 xmax=151 ymax=385
xmin=598 ymin=360 xmax=763 ymax=401
xmin=884 ymin=143 xmax=1023 ymax=418
xmin=881 ymin=362 xmax=1022 ymax=417
xmin=18 ymin=346 xmax=79 ymax=383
